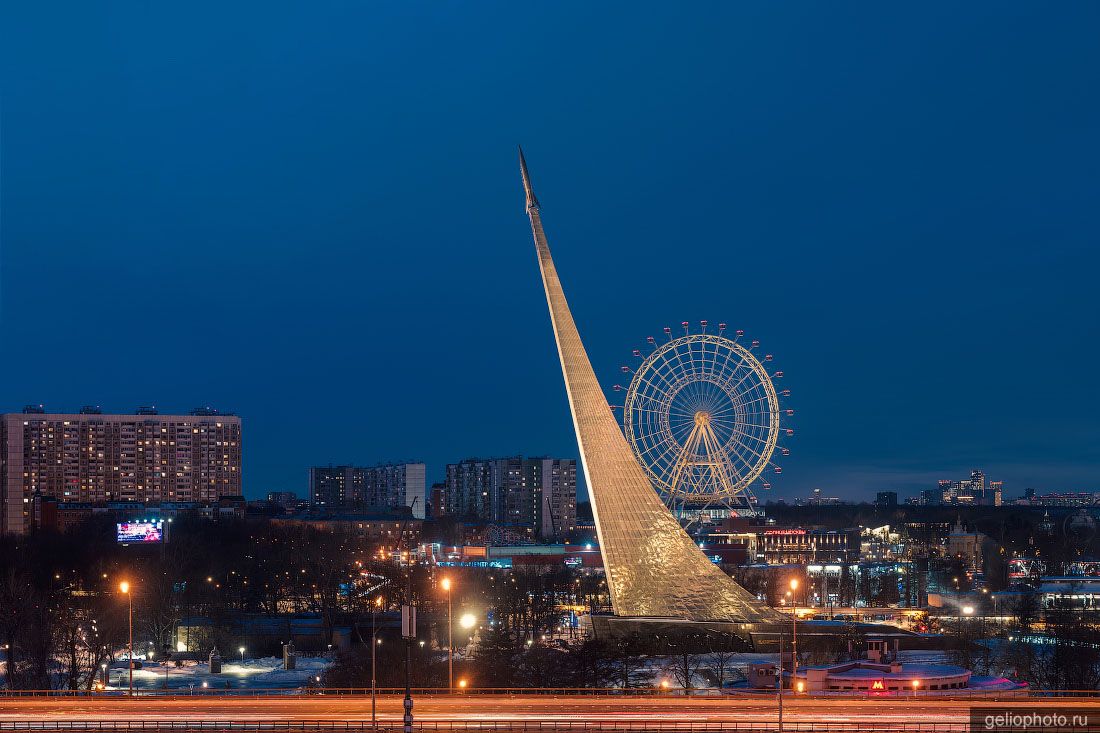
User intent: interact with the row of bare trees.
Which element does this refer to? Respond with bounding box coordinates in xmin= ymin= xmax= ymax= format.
xmin=0 ymin=516 xmax=411 ymax=689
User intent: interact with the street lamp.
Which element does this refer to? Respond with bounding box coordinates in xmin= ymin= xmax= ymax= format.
xmin=460 ymin=613 xmax=476 ymax=630
xmin=789 ymin=579 xmax=799 ymax=685
xmin=911 ymin=678 xmax=920 ymax=698
xmin=119 ymin=581 xmax=133 ymax=697
xmin=372 ymin=595 xmax=383 ymax=727
xmin=441 ymin=578 xmax=453 ymax=692
xmin=239 ymin=646 xmax=245 ymax=663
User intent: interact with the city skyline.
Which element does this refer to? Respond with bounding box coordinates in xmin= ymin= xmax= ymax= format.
xmin=2 ymin=4 xmax=1098 ymax=502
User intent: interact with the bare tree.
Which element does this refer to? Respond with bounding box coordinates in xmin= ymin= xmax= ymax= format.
xmin=706 ymin=648 xmax=737 ymax=689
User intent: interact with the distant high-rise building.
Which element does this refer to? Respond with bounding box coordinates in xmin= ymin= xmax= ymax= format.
xmin=919 ymin=488 xmax=943 ymax=506
xmin=428 ymin=482 xmax=446 ymax=519
xmin=804 ymin=487 xmax=843 ymax=506
xmin=1 ymin=408 xmax=242 ymax=535
xmin=875 ymin=491 xmax=898 ymax=508
xmin=989 ymin=481 xmax=1003 ymax=507
xmin=934 ymin=469 xmax=1001 ymax=506
xmin=308 ymin=463 xmax=426 ymax=518
xmin=308 ymin=466 xmax=349 ymax=509
xmin=443 ymin=456 xmax=576 ymax=538
xmin=267 ymin=491 xmax=299 ymax=507
xmin=535 ymin=457 xmax=576 ymax=537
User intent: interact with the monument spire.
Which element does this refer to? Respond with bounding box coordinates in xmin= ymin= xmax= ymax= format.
xmin=518 ymin=145 xmax=539 ymax=212
xmin=519 ymin=149 xmax=781 ymax=624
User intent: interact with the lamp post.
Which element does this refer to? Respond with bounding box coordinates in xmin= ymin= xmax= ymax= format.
xmin=372 ymin=595 xmax=383 ymax=727
xmin=789 ymin=578 xmax=799 ymax=686
xmin=961 ymin=604 xmax=975 ymax=664
xmin=441 ymin=578 xmax=453 ymax=692
xmin=776 ymin=632 xmax=784 ymax=733
xmin=458 ymin=613 xmax=475 ymax=691
xmin=119 ymin=581 xmax=133 ymax=697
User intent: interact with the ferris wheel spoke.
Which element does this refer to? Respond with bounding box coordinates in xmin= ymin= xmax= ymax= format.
xmin=705 ymin=401 xmax=739 ymax=419
xmin=729 ymin=426 xmax=775 ymax=451
xmin=633 ymin=375 xmax=679 ymax=407
xmin=717 ymin=362 xmax=766 ymax=398
xmin=655 ymin=343 xmax=693 ymax=396
xmin=651 ymin=429 xmax=691 ymax=473
xmin=731 ymin=392 xmax=780 ymax=412
xmin=726 ymin=439 xmax=766 ymax=473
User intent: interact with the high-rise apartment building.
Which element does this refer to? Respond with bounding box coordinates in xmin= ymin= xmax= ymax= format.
xmin=308 ymin=462 xmax=426 ymax=518
xmin=935 ymin=468 xmax=1001 ymax=506
xmin=443 ymin=456 xmax=576 ymax=538
xmin=1 ymin=407 xmax=242 ymax=535
xmin=534 ymin=457 xmax=576 ymax=537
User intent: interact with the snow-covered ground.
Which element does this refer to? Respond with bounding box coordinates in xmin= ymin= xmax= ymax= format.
xmin=102 ymin=656 xmax=332 ymax=692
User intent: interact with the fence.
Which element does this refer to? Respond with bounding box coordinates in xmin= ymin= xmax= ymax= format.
xmin=0 ymin=723 xmax=985 ymax=732
xmin=0 ymin=687 xmax=1089 ymax=699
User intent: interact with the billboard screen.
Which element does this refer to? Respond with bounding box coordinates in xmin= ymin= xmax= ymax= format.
xmin=116 ymin=521 xmax=163 ymax=544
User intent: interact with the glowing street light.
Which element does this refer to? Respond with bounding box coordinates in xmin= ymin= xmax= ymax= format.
xmin=119 ymin=581 xmax=133 ymax=697
xmin=962 ymin=606 xmax=975 ymax=616
xmin=460 ymin=613 xmax=476 ymax=630
xmin=789 ymin=578 xmax=799 ymax=684
xmin=442 ymin=578 xmax=454 ymax=692
xmin=372 ymin=595 xmax=383 ymax=726
xmin=239 ymin=646 xmax=246 ymax=662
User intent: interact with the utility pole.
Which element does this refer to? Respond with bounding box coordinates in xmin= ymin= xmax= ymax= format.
xmin=776 ymin=632 xmax=784 ymax=733
xmin=402 ymin=594 xmax=414 ymax=733
xmin=441 ymin=578 xmax=453 ymax=691
xmin=372 ymin=595 xmax=381 ymax=728
xmin=789 ymin=578 xmax=799 ymax=686
xmin=400 ymin=498 xmax=418 ymax=733
xmin=120 ymin=581 xmax=134 ymax=697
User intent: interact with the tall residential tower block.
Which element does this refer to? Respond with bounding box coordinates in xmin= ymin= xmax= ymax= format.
xmin=1 ymin=408 xmax=241 ymax=535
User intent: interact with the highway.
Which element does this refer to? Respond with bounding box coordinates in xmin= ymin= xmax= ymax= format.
xmin=2 ymin=695 xmax=1098 ymax=730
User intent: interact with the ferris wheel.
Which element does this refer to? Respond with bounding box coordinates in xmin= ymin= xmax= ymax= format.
xmin=612 ymin=321 xmax=791 ymax=519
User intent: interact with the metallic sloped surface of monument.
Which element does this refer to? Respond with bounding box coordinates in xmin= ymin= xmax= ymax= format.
xmin=519 ymin=149 xmax=782 ymax=623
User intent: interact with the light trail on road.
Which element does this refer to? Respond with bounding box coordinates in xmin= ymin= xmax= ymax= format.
xmin=2 ymin=694 xmax=1094 ymax=728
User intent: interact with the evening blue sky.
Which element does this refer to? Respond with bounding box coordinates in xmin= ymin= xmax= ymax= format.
xmin=2 ymin=3 xmax=1098 ymax=502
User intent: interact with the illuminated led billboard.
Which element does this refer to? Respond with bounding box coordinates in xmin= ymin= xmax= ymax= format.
xmin=116 ymin=520 xmax=163 ymax=544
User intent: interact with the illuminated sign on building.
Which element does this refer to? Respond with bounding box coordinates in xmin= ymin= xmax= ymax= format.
xmin=116 ymin=520 xmax=163 ymax=544
xmin=870 ymin=680 xmax=885 ymax=690
xmin=764 ymin=529 xmax=807 ymax=536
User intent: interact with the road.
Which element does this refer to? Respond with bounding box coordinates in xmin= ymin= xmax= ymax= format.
xmin=2 ymin=694 xmax=1097 ymax=729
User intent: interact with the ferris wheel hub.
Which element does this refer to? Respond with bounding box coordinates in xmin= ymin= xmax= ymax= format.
xmin=694 ymin=411 xmax=711 ymax=426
